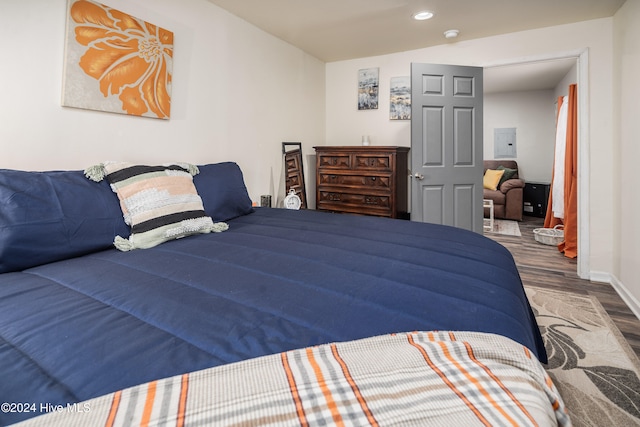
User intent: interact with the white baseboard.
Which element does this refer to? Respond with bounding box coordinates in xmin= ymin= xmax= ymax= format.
xmin=590 ymin=271 xmax=640 ymax=321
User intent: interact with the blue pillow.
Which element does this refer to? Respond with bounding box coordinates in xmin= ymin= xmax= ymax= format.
xmin=0 ymin=169 xmax=129 ymax=273
xmin=0 ymin=162 xmax=253 ymax=273
xmin=194 ymin=162 xmax=253 ymax=221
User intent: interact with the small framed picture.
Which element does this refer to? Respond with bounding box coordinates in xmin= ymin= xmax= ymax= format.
xmin=390 ymin=76 xmax=411 ymax=120
xmin=358 ymin=68 xmax=379 ymax=110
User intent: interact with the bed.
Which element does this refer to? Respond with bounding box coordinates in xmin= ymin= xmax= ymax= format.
xmin=0 ymin=162 xmax=568 ymax=426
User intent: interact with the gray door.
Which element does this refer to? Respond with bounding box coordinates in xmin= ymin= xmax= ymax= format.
xmin=410 ymin=63 xmax=483 ymax=233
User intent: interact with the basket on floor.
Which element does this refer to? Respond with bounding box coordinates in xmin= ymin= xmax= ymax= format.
xmin=533 ymin=225 xmax=564 ymax=246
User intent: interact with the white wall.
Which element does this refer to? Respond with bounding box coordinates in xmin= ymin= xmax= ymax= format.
xmin=0 ymin=0 xmax=326 ymax=204
xmin=554 ymin=62 xmax=579 ymax=100
xmin=483 ymin=90 xmax=556 ymax=183
xmin=326 ymin=60 xmax=412 ymax=147
xmin=613 ymin=0 xmax=640 ymax=317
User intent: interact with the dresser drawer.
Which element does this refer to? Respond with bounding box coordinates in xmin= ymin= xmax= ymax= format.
xmin=318 ymin=173 xmax=391 ymax=190
xmin=317 ymin=154 xmax=350 ymax=169
xmin=317 ymin=191 xmax=392 ymax=216
xmin=354 ymin=154 xmax=392 ymax=171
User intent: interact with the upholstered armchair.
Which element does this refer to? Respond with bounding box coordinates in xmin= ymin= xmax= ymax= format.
xmin=483 ymin=160 xmax=525 ymax=221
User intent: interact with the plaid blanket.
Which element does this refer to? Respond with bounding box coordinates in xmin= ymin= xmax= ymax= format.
xmin=15 ymin=331 xmax=570 ymax=427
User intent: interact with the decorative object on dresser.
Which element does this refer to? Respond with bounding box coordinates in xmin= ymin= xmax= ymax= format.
xmin=314 ymin=146 xmax=409 ymax=218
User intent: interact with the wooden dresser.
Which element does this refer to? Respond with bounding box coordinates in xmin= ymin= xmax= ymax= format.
xmin=314 ymin=146 xmax=409 ymax=218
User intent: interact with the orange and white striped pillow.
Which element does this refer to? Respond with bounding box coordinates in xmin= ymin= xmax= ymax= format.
xmin=85 ymin=162 xmax=227 ymax=251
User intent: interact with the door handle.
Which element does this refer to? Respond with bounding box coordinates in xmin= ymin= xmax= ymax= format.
xmin=414 ymin=173 xmax=425 ymax=180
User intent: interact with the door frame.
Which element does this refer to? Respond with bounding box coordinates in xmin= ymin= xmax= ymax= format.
xmin=482 ymin=48 xmax=589 ymax=279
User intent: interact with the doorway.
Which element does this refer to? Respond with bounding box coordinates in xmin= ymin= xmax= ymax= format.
xmin=482 ymin=50 xmax=588 ymax=278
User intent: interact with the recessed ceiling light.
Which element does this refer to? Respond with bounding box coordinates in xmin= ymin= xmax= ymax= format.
xmin=413 ymin=11 xmax=434 ymax=21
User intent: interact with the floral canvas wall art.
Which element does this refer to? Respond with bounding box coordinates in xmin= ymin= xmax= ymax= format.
xmin=62 ymin=0 xmax=173 ymax=119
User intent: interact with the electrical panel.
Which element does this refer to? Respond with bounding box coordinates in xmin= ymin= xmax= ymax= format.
xmin=494 ymin=128 xmax=517 ymax=158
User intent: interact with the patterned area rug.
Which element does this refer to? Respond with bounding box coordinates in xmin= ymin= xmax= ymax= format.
xmin=526 ymin=287 xmax=640 ymax=426
xmin=485 ymin=219 xmax=521 ymax=236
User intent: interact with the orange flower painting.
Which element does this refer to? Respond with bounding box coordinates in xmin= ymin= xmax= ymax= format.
xmin=62 ymin=0 xmax=173 ymax=119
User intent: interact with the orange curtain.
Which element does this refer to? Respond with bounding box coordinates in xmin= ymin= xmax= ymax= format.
xmin=544 ymin=84 xmax=578 ymax=258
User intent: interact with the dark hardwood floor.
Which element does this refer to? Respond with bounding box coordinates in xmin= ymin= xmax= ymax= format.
xmin=486 ymin=215 xmax=640 ymax=360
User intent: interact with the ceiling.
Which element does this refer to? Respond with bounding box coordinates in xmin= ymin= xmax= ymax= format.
xmin=206 ymin=0 xmax=625 ymax=93
xmin=205 ymin=0 xmax=624 ymax=62
xmin=483 ymin=58 xmax=578 ymax=94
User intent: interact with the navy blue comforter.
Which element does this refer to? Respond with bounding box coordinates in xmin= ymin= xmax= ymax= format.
xmin=0 ymin=208 xmax=545 ymax=425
